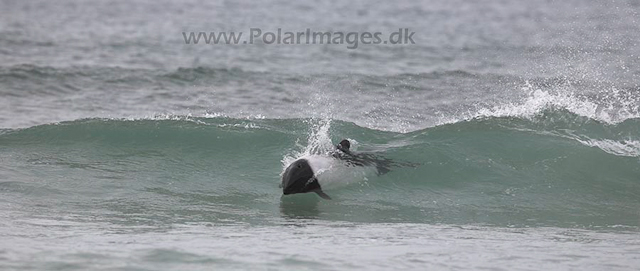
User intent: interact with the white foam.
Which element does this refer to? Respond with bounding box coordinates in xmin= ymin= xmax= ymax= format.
xmin=575 ymin=138 xmax=640 ymax=157
xmin=437 ymin=80 xmax=640 ymax=127
xmin=281 ymin=118 xmax=335 ymax=173
xmin=279 ymin=119 xmax=376 ymax=189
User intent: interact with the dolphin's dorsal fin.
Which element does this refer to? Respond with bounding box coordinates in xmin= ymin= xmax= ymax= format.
xmin=315 ymin=190 xmax=332 ymax=200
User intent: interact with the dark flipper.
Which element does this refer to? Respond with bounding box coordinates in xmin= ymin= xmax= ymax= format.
xmin=315 ymin=190 xmax=332 ymax=200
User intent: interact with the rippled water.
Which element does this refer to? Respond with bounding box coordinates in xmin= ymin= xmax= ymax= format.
xmin=1 ymin=0 xmax=640 ymax=270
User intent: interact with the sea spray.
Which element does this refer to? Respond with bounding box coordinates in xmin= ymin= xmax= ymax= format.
xmin=2 ymin=112 xmax=638 ymax=227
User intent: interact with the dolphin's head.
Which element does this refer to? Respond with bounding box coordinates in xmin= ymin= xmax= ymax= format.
xmin=281 ymin=158 xmax=319 ymax=195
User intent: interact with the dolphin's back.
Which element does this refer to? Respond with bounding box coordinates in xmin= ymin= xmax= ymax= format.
xmin=304 ymin=154 xmax=377 ymax=190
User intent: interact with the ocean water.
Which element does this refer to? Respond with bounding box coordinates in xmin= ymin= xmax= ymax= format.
xmin=1 ymin=0 xmax=640 ymax=270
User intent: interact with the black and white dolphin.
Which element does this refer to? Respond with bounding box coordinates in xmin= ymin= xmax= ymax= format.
xmin=280 ymin=139 xmax=402 ymax=200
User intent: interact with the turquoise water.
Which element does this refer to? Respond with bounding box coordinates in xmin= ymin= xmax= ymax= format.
xmin=0 ymin=110 xmax=640 ymax=228
xmin=1 ymin=113 xmax=639 ymax=269
xmin=2 ymin=0 xmax=640 ymax=269
xmin=1 ymin=112 xmax=639 ymax=227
